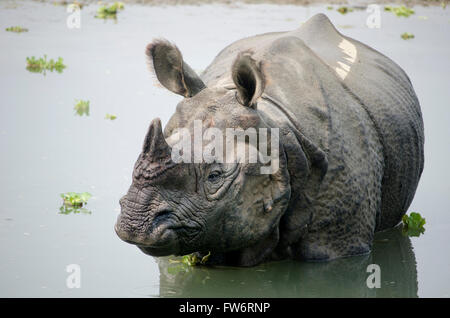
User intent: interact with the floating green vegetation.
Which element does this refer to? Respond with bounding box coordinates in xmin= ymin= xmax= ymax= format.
xmin=384 ymin=6 xmax=415 ymax=17
xmin=169 ymin=251 xmax=211 ymax=268
xmin=183 ymin=252 xmax=211 ymax=266
xmin=402 ymin=212 xmax=426 ymax=237
xmin=327 ymin=6 xmax=334 ymax=10
xmin=74 ymin=100 xmax=90 ymax=116
xmin=59 ymin=205 xmax=91 ymax=215
xmin=61 ymin=192 xmax=92 ymax=207
xmin=59 ymin=191 xmax=92 ymax=215
xmin=105 ymin=113 xmax=117 ymax=120
xmin=53 ymin=1 xmax=84 ymax=8
xmin=401 ymin=32 xmax=415 ymax=40
xmin=95 ymin=2 xmax=124 ymax=19
xmin=166 ymin=253 xmax=212 ymax=279
xmin=26 ymin=55 xmax=66 ymax=74
xmin=6 ymin=26 xmax=28 ymax=33
xmin=71 ymin=1 xmax=84 ymax=9
xmin=337 ymin=6 xmax=353 ymax=15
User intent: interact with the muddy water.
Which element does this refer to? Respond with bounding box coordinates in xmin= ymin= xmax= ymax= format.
xmin=0 ymin=1 xmax=449 ymax=297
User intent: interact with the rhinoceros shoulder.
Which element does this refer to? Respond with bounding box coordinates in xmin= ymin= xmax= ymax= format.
xmin=202 ymin=14 xmax=424 ymax=232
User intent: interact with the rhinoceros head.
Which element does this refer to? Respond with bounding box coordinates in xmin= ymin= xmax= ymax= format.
xmin=115 ymin=40 xmax=291 ymax=266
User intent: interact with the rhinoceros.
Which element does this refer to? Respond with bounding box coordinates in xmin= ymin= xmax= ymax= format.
xmin=115 ymin=14 xmax=424 ymax=266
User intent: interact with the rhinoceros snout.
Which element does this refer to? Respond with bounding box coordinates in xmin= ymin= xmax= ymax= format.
xmin=115 ymin=197 xmax=180 ymax=255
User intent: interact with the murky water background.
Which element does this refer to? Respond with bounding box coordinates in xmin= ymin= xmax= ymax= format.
xmin=0 ymin=1 xmax=449 ymax=297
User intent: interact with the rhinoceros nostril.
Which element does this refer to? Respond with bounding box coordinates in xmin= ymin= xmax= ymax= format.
xmin=152 ymin=209 xmax=173 ymax=228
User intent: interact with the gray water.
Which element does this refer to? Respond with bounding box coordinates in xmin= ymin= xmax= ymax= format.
xmin=0 ymin=0 xmax=449 ymax=297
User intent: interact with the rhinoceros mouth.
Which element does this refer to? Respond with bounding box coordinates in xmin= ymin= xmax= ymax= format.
xmin=137 ymin=228 xmax=180 ymax=256
xmin=115 ymin=220 xmax=180 ymax=255
xmin=115 ymin=201 xmax=178 ymax=251
xmin=137 ymin=243 xmax=177 ymax=257
xmin=116 ymin=196 xmax=205 ymax=256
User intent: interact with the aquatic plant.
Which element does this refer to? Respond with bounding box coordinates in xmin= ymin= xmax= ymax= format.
xmin=74 ymin=100 xmax=90 ymax=116
xmin=59 ymin=205 xmax=92 ymax=215
xmin=401 ymin=32 xmax=415 ymax=40
xmin=105 ymin=113 xmax=117 ymax=120
xmin=61 ymin=192 xmax=92 ymax=207
xmin=71 ymin=1 xmax=83 ymax=9
xmin=95 ymin=2 xmax=124 ymax=19
xmin=337 ymin=6 xmax=353 ymax=15
xmin=169 ymin=252 xmax=211 ymax=268
xmin=182 ymin=252 xmax=211 ymax=266
xmin=402 ymin=212 xmax=425 ymax=237
xmin=53 ymin=1 xmax=84 ymax=8
xmin=384 ymin=6 xmax=415 ymax=17
xmin=6 ymin=26 xmax=28 ymax=33
xmin=26 ymin=55 xmax=66 ymax=74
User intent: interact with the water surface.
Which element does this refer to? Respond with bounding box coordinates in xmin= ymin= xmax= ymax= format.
xmin=0 ymin=1 xmax=449 ymax=297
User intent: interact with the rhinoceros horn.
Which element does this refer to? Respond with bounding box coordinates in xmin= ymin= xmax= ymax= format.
xmin=132 ymin=118 xmax=177 ymax=183
xmin=142 ymin=118 xmax=172 ymax=162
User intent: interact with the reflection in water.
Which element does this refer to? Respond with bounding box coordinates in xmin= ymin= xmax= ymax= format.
xmin=59 ymin=205 xmax=92 ymax=215
xmin=156 ymin=226 xmax=417 ymax=297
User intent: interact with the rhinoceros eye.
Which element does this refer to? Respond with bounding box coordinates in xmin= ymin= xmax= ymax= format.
xmin=207 ymin=170 xmax=222 ymax=182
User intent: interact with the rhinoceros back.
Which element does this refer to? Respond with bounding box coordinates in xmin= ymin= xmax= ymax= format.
xmin=291 ymin=14 xmax=424 ymax=230
xmin=201 ymin=14 xmax=424 ymax=231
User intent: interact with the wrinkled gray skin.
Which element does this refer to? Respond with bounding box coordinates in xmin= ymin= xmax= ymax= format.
xmin=115 ymin=14 xmax=424 ymax=266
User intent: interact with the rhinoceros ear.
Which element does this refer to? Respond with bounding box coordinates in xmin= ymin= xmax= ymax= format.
xmin=232 ymin=53 xmax=265 ymax=108
xmin=146 ymin=39 xmax=206 ymax=97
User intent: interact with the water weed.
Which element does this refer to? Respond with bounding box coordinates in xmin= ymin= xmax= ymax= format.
xmin=74 ymin=100 xmax=90 ymax=116
xmin=105 ymin=113 xmax=117 ymax=120
xmin=337 ymin=7 xmax=353 ymax=15
xmin=6 ymin=26 xmax=28 ymax=33
xmin=402 ymin=212 xmax=426 ymax=237
xmin=385 ymin=6 xmax=415 ymax=17
xmin=26 ymin=55 xmax=66 ymax=74
xmin=401 ymin=32 xmax=415 ymax=40
xmin=61 ymin=192 xmax=92 ymax=207
xmin=95 ymin=2 xmax=124 ymax=19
